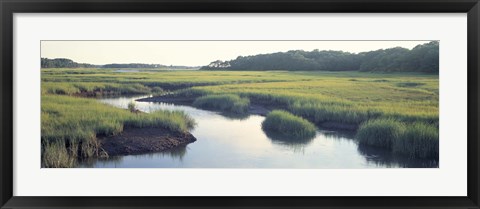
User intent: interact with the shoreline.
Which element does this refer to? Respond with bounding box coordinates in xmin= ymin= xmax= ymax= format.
xmin=99 ymin=127 xmax=196 ymax=156
xmin=137 ymin=95 xmax=194 ymax=104
xmin=137 ymin=95 xmax=273 ymax=116
xmin=137 ymin=94 xmax=358 ymax=131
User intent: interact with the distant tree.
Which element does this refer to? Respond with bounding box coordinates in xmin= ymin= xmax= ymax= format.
xmin=202 ymin=60 xmax=231 ymax=69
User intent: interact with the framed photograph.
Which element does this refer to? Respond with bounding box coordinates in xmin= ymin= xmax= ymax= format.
xmin=1 ymin=0 xmax=479 ymax=208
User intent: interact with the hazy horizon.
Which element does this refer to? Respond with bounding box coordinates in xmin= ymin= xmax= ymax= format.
xmin=41 ymin=41 xmax=432 ymax=66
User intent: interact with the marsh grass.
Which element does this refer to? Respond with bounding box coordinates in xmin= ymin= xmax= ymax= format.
xmin=262 ymin=110 xmax=316 ymax=138
xmin=41 ymin=95 xmax=195 ymax=167
xmin=125 ymin=110 xmax=196 ymax=132
xmin=393 ymin=122 xmax=439 ymax=159
xmin=176 ymin=71 xmax=438 ymax=130
xmin=41 ymin=140 xmax=77 ymax=168
xmin=151 ymin=86 xmax=165 ymax=96
xmin=42 ymin=82 xmax=153 ymax=96
xmin=356 ymin=119 xmax=438 ymax=159
xmin=356 ymin=119 xmax=406 ymax=149
xmin=41 ymin=69 xmax=439 ymax=162
xmin=193 ymin=94 xmax=250 ymax=114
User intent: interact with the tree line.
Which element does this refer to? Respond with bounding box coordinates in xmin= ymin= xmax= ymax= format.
xmin=201 ymin=41 xmax=439 ymax=73
xmin=102 ymin=63 xmax=166 ymax=68
xmin=41 ymin=58 xmax=99 ymax=68
xmin=41 ymin=58 xmax=198 ymax=69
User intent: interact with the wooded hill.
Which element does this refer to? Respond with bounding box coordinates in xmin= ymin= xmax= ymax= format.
xmin=201 ymin=41 xmax=439 ymax=73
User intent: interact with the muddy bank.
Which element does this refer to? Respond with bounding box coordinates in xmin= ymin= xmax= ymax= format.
xmin=248 ymin=104 xmax=271 ymax=116
xmin=137 ymin=95 xmax=195 ymax=104
xmin=99 ymin=127 xmax=196 ymax=156
xmin=318 ymin=122 xmax=358 ymax=131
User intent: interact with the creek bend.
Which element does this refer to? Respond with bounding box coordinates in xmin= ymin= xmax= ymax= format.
xmin=78 ymin=95 xmax=438 ymax=168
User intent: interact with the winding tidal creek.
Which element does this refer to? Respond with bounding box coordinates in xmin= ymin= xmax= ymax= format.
xmin=79 ymin=95 xmax=438 ymax=168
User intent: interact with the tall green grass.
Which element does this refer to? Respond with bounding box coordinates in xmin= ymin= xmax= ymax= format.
xmin=393 ymin=122 xmax=439 ymax=159
xmin=41 ymin=82 xmax=154 ymax=96
xmin=262 ymin=110 xmax=316 ymax=138
xmin=356 ymin=119 xmax=406 ymax=149
xmin=42 ymin=140 xmax=77 ymax=168
xmin=193 ymin=94 xmax=250 ymax=114
xmin=356 ymin=119 xmax=438 ymax=159
xmin=41 ymin=95 xmax=195 ymax=167
xmin=124 ymin=111 xmax=196 ymax=132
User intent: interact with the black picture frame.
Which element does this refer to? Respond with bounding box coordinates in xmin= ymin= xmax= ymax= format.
xmin=1 ymin=0 xmax=479 ymax=208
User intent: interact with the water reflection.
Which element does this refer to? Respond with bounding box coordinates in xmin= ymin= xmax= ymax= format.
xmin=262 ymin=128 xmax=316 ymax=153
xmin=357 ymin=144 xmax=439 ymax=168
xmin=219 ymin=112 xmax=251 ymax=120
xmin=160 ymin=145 xmax=188 ymax=161
xmin=79 ymin=145 xmax=189 ymax=168
xmin=321 ymin=130 xmax=356 ymax=140
xmin=80 ymin=155 xmax=124 ymax=168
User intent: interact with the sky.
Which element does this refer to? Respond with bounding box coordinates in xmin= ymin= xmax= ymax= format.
xmin=41 ymin=41 xmax=432 ymax=66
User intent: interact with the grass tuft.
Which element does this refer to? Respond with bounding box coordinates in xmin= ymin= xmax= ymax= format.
xmin=356 ymin=119 xmax=406 ymax=149
xmin=357 ymin=119 xmax=438 ymax=159
xmin=262 ymin=110 xmax=316 ymax=138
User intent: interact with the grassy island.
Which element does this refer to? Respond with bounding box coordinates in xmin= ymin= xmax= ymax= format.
xmin=262 ymin=110 xmax=317 ymax=138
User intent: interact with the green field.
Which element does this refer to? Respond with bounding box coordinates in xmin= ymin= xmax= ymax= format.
xmin=41 ymin=68 xmax=439 ymax=167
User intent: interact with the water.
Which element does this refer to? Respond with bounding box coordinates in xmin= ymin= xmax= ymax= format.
xmin=114 ymin=69 xmax=140 ymax=73
xmin=79 ymin=95 xmax=438 ymax=168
